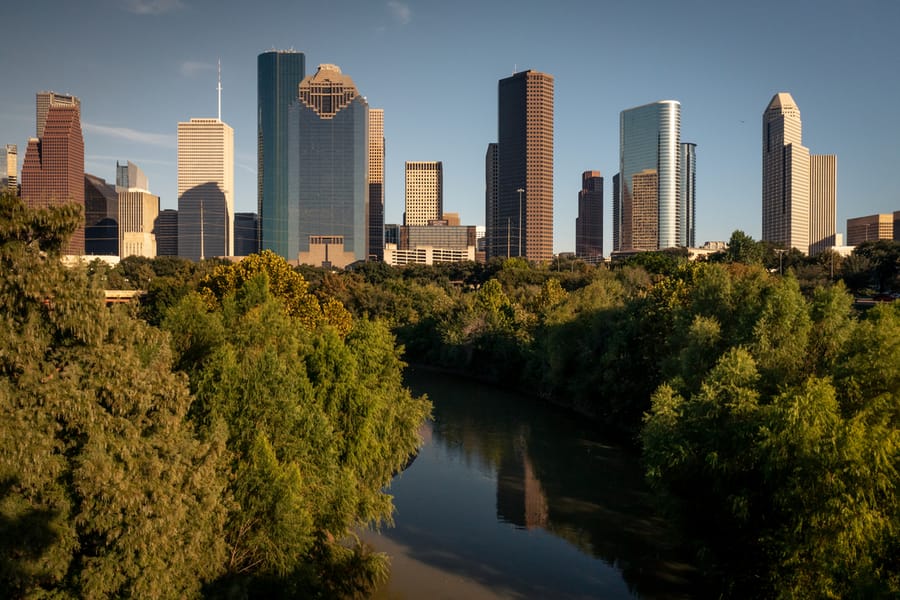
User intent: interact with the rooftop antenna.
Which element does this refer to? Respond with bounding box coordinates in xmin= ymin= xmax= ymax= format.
xmin=217 ymin=59 xmax=222 ymax=121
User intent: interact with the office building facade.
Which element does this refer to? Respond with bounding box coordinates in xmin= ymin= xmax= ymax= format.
xmin=762 ymin=92 xmax=810 ymax=252
xmin=84 ymin=173 xmax=119 ymax=255
xmin=575 ymin=171 xmax=603 ymax=258
xmin=762 ymin=93 xmax=836 ymax=254
xmin=368 ymin=108 xmax=385 ymax=260
xmin=155 ymin=209 xmax=178 ymax=256
xmin=809 ymin=154 xmax=837 ymax=255
xmin=177 ymin=118 xmax=234 ymax=261
xmin=405 ymin=161 xmax=443 ymax=226
xmin=495 ymin=70 xmax=554 ymax=262
xmin=36 ymin=91 xmax=80 ymax=138
xmin=680 ymin=142 xmax=697 ymax=248
xmin=21 ymin=101 xmax=85 ymax=255
xmin=3 ymin=145 xmax=16 ymax=192
xmin=616 ymin=100 xmax=681 ymax=252
xmin=484 ymin=143 xmax=499 ymax=257
xmin=258 ymin=50 xmax=306 ymax=257
xmin=117 ymin=161 xmax=158 ymax=258
xmin=234 ymin=212 xmax=260 ymax=256
xmin=288 ymin=64 xmax=368 ymax=267
xmin=846 ymin=213 xmax=894 ymax=246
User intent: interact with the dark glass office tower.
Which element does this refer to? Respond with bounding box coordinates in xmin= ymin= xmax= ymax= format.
xmin=576 ymin=171 xmax=603 ymax=258
xmin=258 ymin=50 xmax=305 ymax=257
xmin=496 ymin=70 xmax=554 ymax=262
xmin=288 ymin=64 xmax=368 ymax=266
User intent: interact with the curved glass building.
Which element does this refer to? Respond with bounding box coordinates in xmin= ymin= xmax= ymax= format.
xmin=617 ymin=100 xmax=681 ymax=251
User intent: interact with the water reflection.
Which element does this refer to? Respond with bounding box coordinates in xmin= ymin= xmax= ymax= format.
xmin=369 ymin=369 xmax=705 ymax=599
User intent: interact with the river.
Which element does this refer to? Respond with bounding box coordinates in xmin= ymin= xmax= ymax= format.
xmin=363 ymin=369 xmax=706 ymax=599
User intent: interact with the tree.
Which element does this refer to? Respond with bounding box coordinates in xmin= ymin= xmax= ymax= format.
xmin=0 ymin=192 xmax=228 ymax=598
xmin=166 ymin=272 xmax=430 ymax=596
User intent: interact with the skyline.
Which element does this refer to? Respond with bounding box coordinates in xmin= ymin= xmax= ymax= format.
xmin=2 ymin=1 xmax=899 ymax=256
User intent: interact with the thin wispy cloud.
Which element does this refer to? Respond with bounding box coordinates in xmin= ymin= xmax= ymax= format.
xmin=83 ymin=123 xmax=175 ymax=148
xmin=123 ymin=0 xmax=185 ymax=16
xmin=387 ymin=1 xmax=412 ymax=25
xmin=180 ymin=60 xmax=216 ymax=78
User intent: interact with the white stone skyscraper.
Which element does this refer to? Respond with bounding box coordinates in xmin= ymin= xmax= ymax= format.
xmin=177 ymin=118 xmax=234 ymax=260
xmin=762 ymin=92 xmax=836 ymax=254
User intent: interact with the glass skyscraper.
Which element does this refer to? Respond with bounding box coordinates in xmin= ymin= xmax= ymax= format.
xmin=614 ymin=100 xmax=685 ymax=251
xmin=258 ymin=50 xmax=306 ymax=257
xmin=617 ymin=100 xmax=682 ymax=251
xmin=287 ymin=64 xmax=368 ymax=266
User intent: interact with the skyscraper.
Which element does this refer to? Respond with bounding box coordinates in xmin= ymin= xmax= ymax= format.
xmin=234 ymin=212 xmax=259 ymax=256
xmin=405 ymin=161 xmax=443 ymax=226
xmin=21 ymin=99 xmax=85 ymax=255
xmin=84 ymin=173 xmax=119 ymax=255
xmin=3 ymin=145 xmax=16 ymax=192
xmin=288 ymin=64 xmax=368 ymax=267
xmin=496 ymin=70 xmax=554 ymax=262
xmin=762 ymin=93 xmax=836 ymax=255
xmin=616 ymin=100 xmax=681 ymax=252
xmin=809 ymin=154 xmax=836 ymax=255
xmin=258 ymin=50 xmax=306 ymax=257
xmin=575 ymin=171 xmax=603 ymax=259
xmin=680 ymin=142 xmax=697 ymax=248
xmin=177 ymin=118 xmax=234 ymax=260
xmin=762 ymin=92 xmax=810 ymax=253
xmin=155 ymin=209 xmax=178 ymax=257
xmin=484 ymin=142 xmax=499 ymax=258
xmin=368 ymin=108 xmax=385 ymax=260
xmin=117 ymin=161 xmax=159 ymax=258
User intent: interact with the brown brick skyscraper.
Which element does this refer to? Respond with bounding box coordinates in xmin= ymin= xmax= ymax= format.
xmin=21 ymin=102 xmax=85 ymax=255
xmin=494 ymin=70 xmax=554 ymax=262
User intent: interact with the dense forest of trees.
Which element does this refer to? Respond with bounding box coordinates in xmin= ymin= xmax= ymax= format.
xmin=2 ymin=188 xmax=899 ymax=598
xmin=0 ymin=193 xmax=430 ymax=598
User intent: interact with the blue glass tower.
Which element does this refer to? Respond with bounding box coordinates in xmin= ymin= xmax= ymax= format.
xmin=258 ymin=50 xmax=305 ymax=257
xmin=287 ymin=64 xmax=368 ymax=265
xmin=618 ymin=100 xmax=682 ymax=251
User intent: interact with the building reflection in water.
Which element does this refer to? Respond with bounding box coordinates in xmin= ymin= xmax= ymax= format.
xmin=496 ymin=428 xmax=548 ymax=530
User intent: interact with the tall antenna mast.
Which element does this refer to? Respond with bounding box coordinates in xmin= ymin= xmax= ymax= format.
xmin=217 ymin=59 xmax=222 ymax=121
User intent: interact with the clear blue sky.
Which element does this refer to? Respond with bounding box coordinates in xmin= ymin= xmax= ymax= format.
xmin=2 ymin=0 xmax=899 ymax=255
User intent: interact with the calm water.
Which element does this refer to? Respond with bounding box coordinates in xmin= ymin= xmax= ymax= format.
xmin=365 ymin=369 xmax=704 ymax=600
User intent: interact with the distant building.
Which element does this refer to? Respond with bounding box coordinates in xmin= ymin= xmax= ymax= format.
xmin=762 ymin=92 xmax=836 ymax=254
xmin=809 ymin=154 xmax=837 ymax=254
xmin=234 ymin=212 xmax=259 ymax=256
xmin=384 ymin=221 xmax=478 ymax=266
xmin=495 ymin=70 xmax=554 ymax=261
xmin=177 ymin=117 xmax=234 ymax=260
xmin=680 ymin=142 xmax=697 ymax=248
xmin=3 ymin=144 xmax=17 ymax=192
xmin=288 ymin=64 xmax=368 ymax=268
xmin=612 ymin=173 xmax=620 ymax=252
xmin=575 ymin=171 xmax=603 ymax=259
xmin=84 ymin=173 xmax=119 ymax=255
xmin=616 ymin=100 xmax=682 ymax=253
xmin=155 ymin=209 xmax=178 ymax=256
xmin=847 ymin=213 xmax=894 ymax=246
xmin=21 ymin=97 xmax=84 ymax=255
xmin=117 ymin=161 xmax=158 ymax=258
xmin=368 ymin=108 xmax=385 ymax=260
xmin=258 ymin=50 xmax=306 ymax=257
xmin=484 ymin=142 xmax=499 ymax=257
xmin=405 ymin=161 xmax=443 ymax=225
